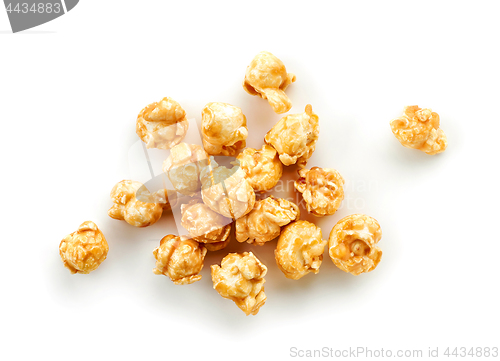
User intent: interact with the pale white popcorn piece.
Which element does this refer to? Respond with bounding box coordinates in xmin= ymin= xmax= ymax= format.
xmin=236 ymin=196 xmax=300 ymax=246
xmin=275 ymin=221 xmax=326 ymax=280
xmin=136 ymin=97 xmax=189 ymax=149
xmin=153 ymin=235 xmax=207 ymax=285
xmin=265 ymin=104 xmax=319 ymax=168
xmin=211 ymin=252 xmax=267 ymax=315
xmin=201 ymin=102 xmax=248 ymax=156
xmin=243 ymin=51 xmax=296 ymax=114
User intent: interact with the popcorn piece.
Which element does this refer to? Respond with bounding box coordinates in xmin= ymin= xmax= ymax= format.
xmin=265 ymin=104 xmax=319 ymax=168
xmin=153 ymin=235 xmax=207 ymax=285
xmin=275 ymin=221 xmax=326 ymax=280
xmin=211 ymin=252 xmax=267 ymax=316
xmin=136 ymin=97 xmax=189 ymax=149
xmin=236 ymin=196 xmax=300 ymax=246
xmin=180 ymin=199 xmax=232 ymax=249
xmin=243 ymin=51 xmax=296 ymax=114
xmin=201 ymin=102 xmax=248 ymax=156
xmin=163 ymin=143 xmax=209 ymax=196
xmin=200 ymin=160 xmax=255 ymax=219
xmin=236 ymin=145 xmax=283 ymax=192
xmin=59 ymin=221 xmax=109 ymax=274
xmin=108 ymin=180 xmax=167 ymax=227
xmin=328 ymin=214 xmax=382 ymax=275
xmin=153 ymin=189 xmax=179 ymax=211
xmin=390 ymin=105 xmax=447 ymax=155
xmin=294 ymin=167 xmax=344 ymax=217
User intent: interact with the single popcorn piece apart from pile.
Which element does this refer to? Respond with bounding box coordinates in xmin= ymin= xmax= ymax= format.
xmin=236 ymin=196 xmax=300 ymax=246
xmin=236 ymin=145 xmax=283 ymax=192
xmin=180 ymin=198 xmax=232 ymax=251
xmin=108 ymin=180 xmax=174 ymax=227
xmin=265 ymin=104 xmax=319 ymax=168
xmin=294 ymin=167 xmax=345 ymax=217
xmin=275 ymin=220 xmax=326 ymax=280
xmin=163 ymin=143 xmax=209 ymax=196
xmin=136 ymin=97 xmax=189 ymax=149
xmin=328 ymin=214 xmax=382 ymax=275
xmin=390 ymin=105 xmax=447 ymax=155
xmin=211 ymin=252 xmax=267 ymax=316
xmin=243 ymin=51 xmax=296 ymax=114
xmin=201 ymin=102 xmax=248 ymax=156
xmin=59 ymin=221 xmax=109 ymax=274
xmin=153 ymin=235 xmax=207 ymax=285
xmin=200 ymin=159 xmax=255 ymax=219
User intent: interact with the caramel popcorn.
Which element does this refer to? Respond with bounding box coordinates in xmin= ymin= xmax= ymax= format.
xmin=236 ymin=196 xmax=300 ymax=246
xmin=390 ymin=105 xmax=447 ymax=155
xmin=180 ymin=199 xmax=232 ymax=248
xmin=201 ymin=102 xmax=248 ymax=156
xmin=153 ymin=188 xmax=179 ymax=211
xmin=200 ymin=160 xmax=255 ymax=219
xmin=243 ymin=51 xmax=296 ymax=114
xmin=275 ymin=221 xmax=326 ymax=280
xmin=236 ymin=145 xmax=283 ymax=192
xmin=265 ymin=104 xmax=319 ymax=168
xmin=328 ymin=214 xmax=382 ymax=275
xmin=153 ymin=235 xmax=207 ymax=285
xmin=294 ymin=167 xmax=344 ymax=217
xmin=136 ymin=97 xmax=189 ymax=149
xmin=162 ymin=143 xmax=209 ymax=196
xmin=211 ymin=252 xmax=267 ymax=315
xmin=108 ymin=180 xmax=169 ymax=227
xmin=59 ymin=221 xmax=109 ymax=274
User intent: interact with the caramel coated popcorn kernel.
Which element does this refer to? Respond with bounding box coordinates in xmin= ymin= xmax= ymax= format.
xmin=181 ymin=198 xmax=232 ymax=249
xmin=108 ymin=180 xmax=169 ymax=227
xmin=236 ymin=145 xmax=283 ymax=192
xmin=153 ymin=235 xmax=207 ymax=285
xmin=265 ymin=104 xmax=319 ymax=168
xmin=162 ymin=143 xmax=209 ymax=196
xmin=328 ymin=214 xmax=382 ymax=275
xmin=200 ymin=159 xmax=255 ymax=219
xmin=136 ymin=97 xmax=189 ymax=149
xmin=390 ymin=105 xmax=447 ymax=155
xmin=236 ymin=196 xmax=300 ymax=246
xmin=294 ymin=167 xmax=344 ymax=217
xmin=211 ymin=252 xmax=267 ymax=315
xmin=243 ymin=51 xmax=296 ymax=114
xmin=201 ymin=102 xmax=248 ymax=156
xmin=275 ymin=221 xmax=326 ymax=280
xmin=59 ymin=221 xmax=109 ymax=274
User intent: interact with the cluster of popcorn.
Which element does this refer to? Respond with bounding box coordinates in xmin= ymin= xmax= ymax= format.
xmin=59 ymin=51 xmax=448 ymax=315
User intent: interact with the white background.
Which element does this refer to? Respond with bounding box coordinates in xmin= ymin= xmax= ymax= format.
xmin=1 ymin=1 xmax=499 ymax=360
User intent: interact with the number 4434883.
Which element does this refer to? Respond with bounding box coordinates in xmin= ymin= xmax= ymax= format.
xmin=444 ymin=347 xmax=498 ymax=357
xmin=5 ymin=3 xmax=62 ymax=14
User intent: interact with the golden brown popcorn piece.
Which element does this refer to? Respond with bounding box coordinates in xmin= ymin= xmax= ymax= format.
xmin=200 ymin=159 xmax=255 ymax=219
xmin=265 ymin=104 xmax=319 ymax=168
xmin=201 ymin=102 xmax=248 ymax=156
xmin=390 ymin=105 xmax=447 ymax=155
xmin=211 ymin=252 xmax=267 ymax=316
xmin=328 ymin=214 xmax=382 ymax=275
xmin=153 ymin=235 xmax=207 ymax=285
xmin=294 ymin=167 xmax=344 ymax=217
xmin=108 ymin=180 xmax=168 ymax=227
xmin=180 ymin=199 xmax=231 ymax=250
xmin=236 ymin=145 xmax=283 ymax=192
xmin=59 ymin=221 xmax=109 ymax=274
xmin=162 ymin=143 xmax=209 ymax=197
xmin=236 ymin=196 xmax=300 ymax=246
xmin=243 ymin=51 xmax=296 ymax=114
xmin=136 ymin=97 xmax=189 ymax=149
xmin=275 ymin=221 xmax=326 ymax=280
xmin=153 ymin=189 xmax=179 ymax=211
